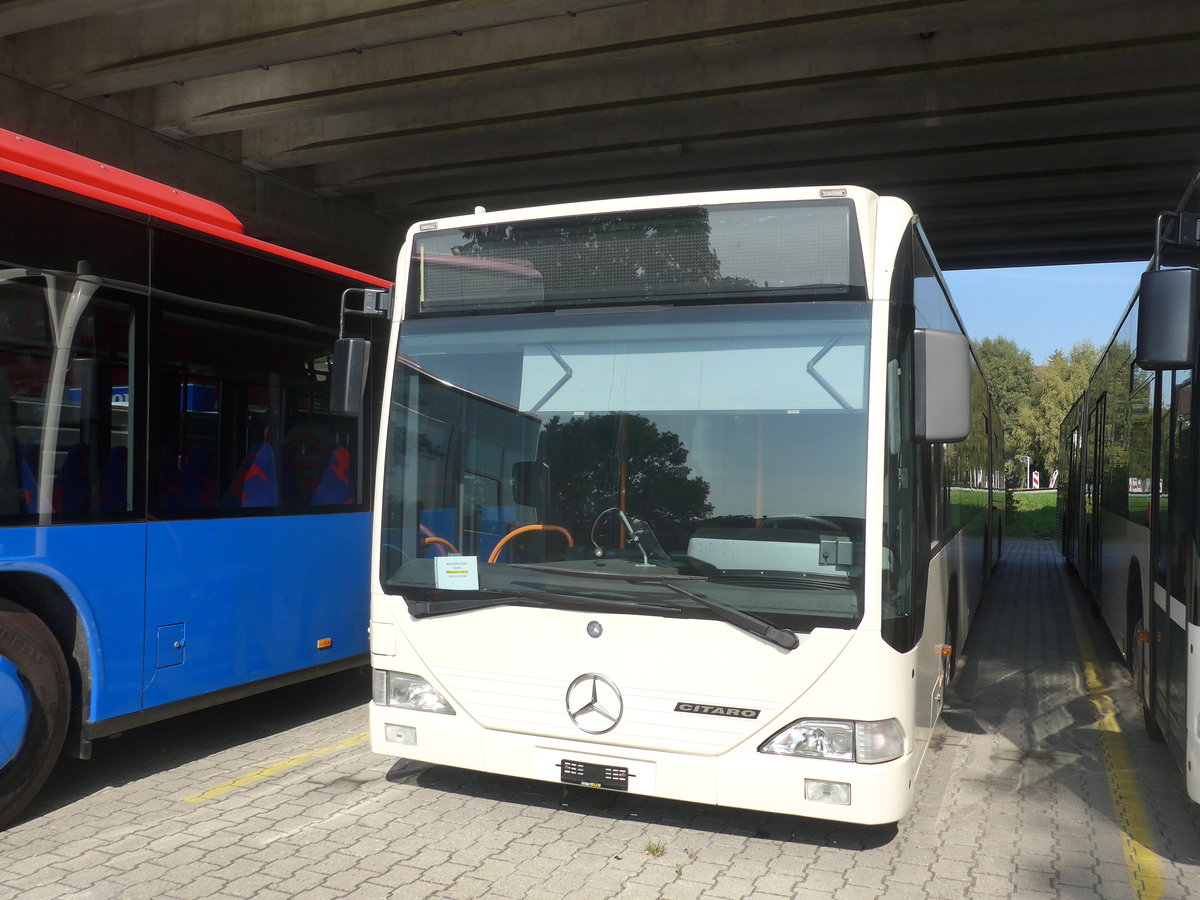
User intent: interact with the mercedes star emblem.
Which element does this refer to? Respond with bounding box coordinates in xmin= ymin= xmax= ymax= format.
xmin=566 ymin=673 xmax=623 ymax=734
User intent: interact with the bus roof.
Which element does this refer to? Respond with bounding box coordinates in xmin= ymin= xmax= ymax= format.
xmin=408 ymin=185 xmax=890 ymax=237
xmin=0 ymin=128 xmax=391 ymax=289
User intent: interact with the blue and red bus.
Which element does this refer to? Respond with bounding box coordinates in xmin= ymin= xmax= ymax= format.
xmin=0 ymin=129 xmax=391 ymax=826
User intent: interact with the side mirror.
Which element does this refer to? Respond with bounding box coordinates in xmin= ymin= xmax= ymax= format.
xmin=915 ymin=329 xmax=970 ymax=443
xmin=511 ymin=460 xmax=549 ymax=509
xmin=331 ymin=337 xmax=371 ymax=416
xmin=1136 ymin=268 xmax=1198 ymax=370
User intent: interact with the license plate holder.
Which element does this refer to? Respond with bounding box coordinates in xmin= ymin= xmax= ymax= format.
xmin=560 ymin=758 xmax=629 ymax=791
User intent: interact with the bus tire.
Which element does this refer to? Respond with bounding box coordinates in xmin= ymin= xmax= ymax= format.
xmin=1129 ymin=613 xmax=1166 ymax=744
xmin=1143 ymin=704 xmax=1165 ymax=743
xmin=0 ymin=597 xmax=70 ymax=829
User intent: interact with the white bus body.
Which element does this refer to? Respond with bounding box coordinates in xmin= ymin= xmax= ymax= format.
xmin=368 ymin=187 xmax=1002 ymax=825
xmin=1059 ymin=256 xmax=1200 ymax=803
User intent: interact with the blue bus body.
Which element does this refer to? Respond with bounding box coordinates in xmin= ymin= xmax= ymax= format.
xmin=0 ymin=128 xmax=389 ymax=826
xmin=0 ymin=514 xmax=370 ymax=724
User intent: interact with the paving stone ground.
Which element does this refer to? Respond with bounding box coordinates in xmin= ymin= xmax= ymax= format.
xmin=2 ymin=539 xmax=1199 ymax=899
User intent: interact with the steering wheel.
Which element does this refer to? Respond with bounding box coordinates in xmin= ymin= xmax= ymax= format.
xmin=487 ymin=524 xmax=575 ymax=564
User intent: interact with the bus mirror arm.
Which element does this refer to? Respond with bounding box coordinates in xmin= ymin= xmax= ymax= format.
xmin=338 ymin=287 xmax=392 ymax=336
xmin=330 ymin=287 xmax=391 ymax=416
xmin=914 ymin=329 xmax=970 ymax=443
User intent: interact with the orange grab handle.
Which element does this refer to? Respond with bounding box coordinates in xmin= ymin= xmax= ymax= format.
xmin=487 ymin=524 xmax=575 ymax=564
xmin=420 ymin=536 xmax=459 ymax=556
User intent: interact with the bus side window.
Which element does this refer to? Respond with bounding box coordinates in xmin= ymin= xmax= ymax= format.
xmin=152 ymin=312 xmax=364 ymax=518
xmin=0 ymin=278 xmax=139 ymax=523
xmin=883 ymin=316 xmax=920 ymax=652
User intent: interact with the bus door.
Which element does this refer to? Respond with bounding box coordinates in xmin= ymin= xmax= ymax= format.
xmin=983 ymin=406 xmax=994 ymax=574
xmin=1062 ymin=424 xmax=1082 ymax=565
xmin=1151 ymin=372 xmax=1193 ymax=760
xmin=991 ymin=413 xmax=1003 ymax=565
xmin=1086 ymin=394 xmax=1106 ymax=592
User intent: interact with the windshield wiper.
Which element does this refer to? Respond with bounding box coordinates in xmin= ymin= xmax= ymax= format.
xmin=405 ymin=585 xmax=683 ymax=618
xmin=705 ymin=572 xmax=851 ymax=591
xmin=657 ymin=582 xmax=799 ymax=651
xmin=508 ymin=563 xmax=707 ymax=584
xmin=508 ymin=564 xmax=799 ymax=651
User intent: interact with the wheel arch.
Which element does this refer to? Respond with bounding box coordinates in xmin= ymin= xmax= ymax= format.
xmin=0 ymin=568 xmax=97 ymax=756
xmin=1127 ymin=557 xmax=1144 ymax=606
xmin=941 ymin=571 xmax=962 ymax=683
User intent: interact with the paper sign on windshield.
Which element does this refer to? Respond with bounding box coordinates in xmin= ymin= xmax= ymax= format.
xmin=435 ymin=555 xmax=480 ymax=591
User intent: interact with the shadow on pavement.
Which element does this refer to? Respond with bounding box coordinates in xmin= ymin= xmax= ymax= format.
xmin=946 ymin=539 xmax=1200 ymax=867
xmin=21 ymin=666 xmax=371 ymax=824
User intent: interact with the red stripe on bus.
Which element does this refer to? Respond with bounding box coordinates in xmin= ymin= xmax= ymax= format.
xmin=0 ymin=128 xmax=392 ymax=288
xmin=0 ymin=128 xmax=243 ymax=233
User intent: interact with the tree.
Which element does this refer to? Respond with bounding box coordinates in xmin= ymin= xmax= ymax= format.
xmin=1028 ymin=340 xmax=1100 ymax=475
xmin=974 ymin=337 xmax=1039 ymax=423
xmin=542 ymin=413 xmax=712 ymax=551
xmin=974 ymin=337 xmax=1041 ymax=480
xmin=973 ymin=337 xmax=1099 ymax=486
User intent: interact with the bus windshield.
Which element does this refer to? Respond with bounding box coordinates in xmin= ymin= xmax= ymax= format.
xmin=382 ymin=300 xmax=870 ymax=632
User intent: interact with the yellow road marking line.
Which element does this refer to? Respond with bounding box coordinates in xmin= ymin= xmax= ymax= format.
xmin=1064 ymin=586 xmax=1163 ymax=900
xmin=182 ymin=732 xmax=369 ymax=803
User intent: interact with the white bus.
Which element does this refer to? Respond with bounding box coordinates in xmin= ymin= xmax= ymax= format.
xmin=352 ymin=187 xmax=1004 ymax=825
xmin=1058 ymin=194 xmax=1200 ymax=802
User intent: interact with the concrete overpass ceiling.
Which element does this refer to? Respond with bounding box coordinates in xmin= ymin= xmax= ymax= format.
xmin=1 ymin=0 xmax=1197 ymax=272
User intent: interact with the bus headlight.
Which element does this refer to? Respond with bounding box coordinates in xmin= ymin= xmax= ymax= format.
xmin=760 ymin=719 xmax=855 ymax=761
xmin=372 ymin=670 xmax=455 ymax=715
xmin=760 ymin=718 xmax=904 ymax=764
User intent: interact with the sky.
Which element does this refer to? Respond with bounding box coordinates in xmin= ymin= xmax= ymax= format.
xmin=944 ymin=260 xmax=1150 ymax=365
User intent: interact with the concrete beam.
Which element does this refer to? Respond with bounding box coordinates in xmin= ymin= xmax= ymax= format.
xmin=370 ymin=131 xmax=1200 ymax=234
xmin=364 ymin=110 xmax=1200 ymax=202
xmin=145 ymin=0 xmax=1195 ymax=187
xmin=299 ymin=62 xmax=1200 ymax=194
xmin=0 ymin=0 xmax=1186 ymax=270
xmin=5 ymin=0 xmax=636 ymax=99
xmin=0 ymin=0 xmax=150 ymax=38
xmin=142 ymin=0 xmax=1125 ymax=136
xmin=909 ymin=175 xmax=1189 ymax=222
xmin=246 ymin=37 xmax=1197 ymax=171
xmin=0 ymin=73 xmax=399 ymax=275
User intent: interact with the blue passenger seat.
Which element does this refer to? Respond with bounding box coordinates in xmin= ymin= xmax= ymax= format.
xmin=310 ymin=446 xmax=355 ymax=506
xmin=220 ymin=443 xmax=278 ymax=509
